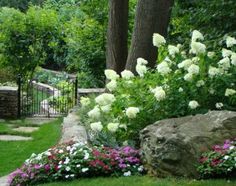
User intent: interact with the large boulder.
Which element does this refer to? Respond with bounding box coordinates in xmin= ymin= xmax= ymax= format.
xmin=140 ymin=111 xmax=236 ymax=178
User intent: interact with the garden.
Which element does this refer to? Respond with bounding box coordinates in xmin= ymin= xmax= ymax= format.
xmin=0 ymin=0 xmax=236 ymax=186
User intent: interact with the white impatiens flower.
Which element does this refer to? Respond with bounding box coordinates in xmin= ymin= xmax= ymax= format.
xmin=95 ymin=93 xmax=116 ymax=106
xmin=100 ymin=105 xmax=111 ymax=113
xmin=90 ymin=122 xmax=103 ymax=132
xmin=104 ymin=69 xmax=119 ymax=80
xmin=151 ymin=86 xmax=166 ymax=101
xmin=191 ymin=30 xmax=204 ymax=42
xmin=106 ymin=80 xmax=117 ymax=92
xmin=231 ymin=53 xmax=236 ymax=66
xmin=66 ymin=166 xmax=71 ymax=172
xmin=168 ymin=45 xmax=179 ymax=57
xmin=215 ymin=102 xmax=224 ymax=109
xmin=187 ymin=64 xmax=200 ymax=75
xmin=196 ymin=80 xmax=205 ymax=87
xmin=190 ymin=41 xmax=206 ymax=55
xmin=121 ymin=70 xmax=134 ymax=79
xmin=88 ymin=106 xmax=101 ymax=119
xmin=178 ymin=59 xmax=192 ymax=70
xmin=82 ymin=168 xmax=89 ymax=173
xmin=225 ymin=88 xmax=236 ymax=97
xmin=157 ymin=61 xmax=172 ymax=75
xmin=184 ymin=73 xmax=193 ymax=82
xmin=218 ymin=57 xmax=231 ymax=70
xmin=226 ymin=36 xmax=236 ymax=48
xmin=208 ymin=66 xmax=220 ymax=78
xmin=178 ymin=87 xmax=184 ymax=92
xmin=125 ymin=107 xmax=140 ymax=119
xmin=136 ymin=58 xmax=148 ymax=77
xmin=80 ymin=97 xmax=90 ymax=107
xmin=123 ymin=171 xmax=131 ymax=177
xmin=222 ymin=48 xmax=232 ymax=58
xmin=207 ymin=51 xmax=215 ymax=59
xmin=107 ymin=123 xmax=119 ymax=133
xmin=153 ymin=33 xmax=166 ymax=47
xmin=188 ymin=100 xmax=199 ymax=109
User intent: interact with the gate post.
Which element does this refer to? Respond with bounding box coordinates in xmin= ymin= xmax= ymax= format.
xmin=74 ymin=76 xmax=78 ymax=105
xmin=17 ymin=74 xmax=21 ymax=118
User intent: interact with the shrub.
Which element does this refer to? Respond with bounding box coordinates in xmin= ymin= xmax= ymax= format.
xmin=8 ymin=142 xmax=144 ymax=185
xmin=197 ymin=138 xmax=236 ymax=178
xmin=78 ymin=30 xmax=236 ymax=146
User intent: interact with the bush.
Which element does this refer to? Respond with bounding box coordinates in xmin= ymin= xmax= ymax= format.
xmin=197 ymin=138 xmax=236 ymax=178
xmin=78 ymin=30 xmax=236 ymax=146
xmin=8 ymin=142 xmax=143 ymax=185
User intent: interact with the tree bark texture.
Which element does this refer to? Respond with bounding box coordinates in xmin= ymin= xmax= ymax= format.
xmin=106 ymin=0 xmax=129 ymax=74
xmin=126 ymin=0 xmax=174 ymax=72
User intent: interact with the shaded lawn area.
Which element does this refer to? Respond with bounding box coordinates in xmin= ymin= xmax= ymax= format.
xmin=0 ymin=118 xmax=62 ymax=176
xmin=39 ymin=176 xmax=236 ymax=186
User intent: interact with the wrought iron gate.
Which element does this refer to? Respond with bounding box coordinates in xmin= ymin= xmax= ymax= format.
xmin=17 ymin=75 xmax=78 ymax=117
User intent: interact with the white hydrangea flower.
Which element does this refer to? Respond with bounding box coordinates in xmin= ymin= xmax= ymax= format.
xmin=95 ymin=93 xmax=116 ymax=106
xmin=104 ymin=69 xmax=119 ymax=80
xmin=190 ymin=41 xmax=206 ymax=55
xmin=215 ymin=102 xmax=224 ymax=109
xmin=121 ymin=70 xmax=134 ymax=79
xmin=125 ymin=107 xmax=140 ymax=119
xmin=209 ymin=88 xmax=215 ymax=95
xmin=231 ymin=53 xmax=236 ymax=66
xmin=123 ymin=171 xmax=131 ymax=177
xmin=66 ymin=166 xmax=71 ymax=172
xmin=82 ymin=168 xmax=89 ymax=173
xmin=226 ymin=36 xmax=236 ymax=48
xmin=225 ymin=88 xmax=236 ymax=96
xmin=207 ymin=51 xmax=215 ymax=58
xmin=184 ymin=73 xmax=193 ymax=82
xmin=187 ymin=64 xmax=200 ymax=75
xmin=178 ymin=87 xmax=184 ymax=92
xmin=191 ymin=30 xmax=204 ymax=42
xmin=137 ymin=57 xmax=148 ymax=65
xmin=181 ymin=51 xmax=187 ymax=58
xmin=107 ymin=123 xmax=119 ymax=133
xmin=177 ymin=44 xmax=182 ymax=49
xmin=151 ymin=86 xmax=166 ymax=101
xmin=100 ymin=104 xmax=111 ymax=113
xmin=178 ymin=59 xmax=192 ymax=70
xmin=188 ymin=100 xmax=199 ymax=109
xmin=136 ymin=60 xmax=147 ymax=77
xmin=196 ymin=80 xmax=205 ymax=87
xmin=192 ymin=57 xmax=200 ymax=63
xmin=222 ymin=48 xmax=232 ymax=58
xmin=90 ymin=122 xmax=103 ymax=132
xmin=106 ymin=80 xmax=117 ymax=92
xmin=88 ymin=106 xmax=101 ymax=119
xmin=208 ymin=66 xmax=220 ymax=78
xmin=168 ymin=45 xmax=179 ymax=57
xmin=119 ymin=124 xmax=127 ymax=131
xmin=80 ymin=97 xmax=90 ymax=107
xmin=218 ymin=57 xmax=231 ymax=70
xmin=157 ymin=61 xmax=172 ymax=75
xmin=153 ymin=33 xmax=166 ymax=47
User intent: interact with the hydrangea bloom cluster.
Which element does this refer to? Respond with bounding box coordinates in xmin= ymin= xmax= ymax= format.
xmin=8 ymin=142 xmax=144 ymax=186
xmin=197 ymin=138 xmax=236 ymax=178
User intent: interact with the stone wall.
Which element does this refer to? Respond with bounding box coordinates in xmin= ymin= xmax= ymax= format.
xmin=0 ymin=86 xmax=18 ymax=118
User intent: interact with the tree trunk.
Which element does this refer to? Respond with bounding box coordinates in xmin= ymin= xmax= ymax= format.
xmin=106 ymin=0 xmax=129 ymax=74
xmin=126 ymin=0 xmax=174 ymax=72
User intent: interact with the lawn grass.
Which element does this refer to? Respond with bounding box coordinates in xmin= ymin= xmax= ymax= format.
xmin=38 ymin=176 xmax=236 ymax=186
xmin=0 ymin=118 xmax=62 ymax=176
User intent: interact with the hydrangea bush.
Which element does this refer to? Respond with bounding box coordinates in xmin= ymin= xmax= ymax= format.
xmin=197 ymin=138 xmax=236 ymax=178
xmin=8 ymin=142 xmax=143 ymax=186
xmin=79 ymin=30 xmax=236 ymax=146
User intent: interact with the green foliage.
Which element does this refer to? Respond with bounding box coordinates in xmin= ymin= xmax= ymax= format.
xmin=78 ymin=31 xmax=236 ymax=146
xmin=0 ymin=0 xmax=44 ymax=11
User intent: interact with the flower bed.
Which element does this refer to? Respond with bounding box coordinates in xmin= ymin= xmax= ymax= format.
xmin=8 ymin=142 xmax=144 ymax=185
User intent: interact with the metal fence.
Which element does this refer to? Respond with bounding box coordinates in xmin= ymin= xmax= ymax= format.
xmin=17 ymin=75 xmax=78 ymax=117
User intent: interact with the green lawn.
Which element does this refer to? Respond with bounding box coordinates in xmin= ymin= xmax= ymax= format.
xmin=0 ymin=118 xmax=62 ymax=176
xmin=38 ymin=176 xmax=236 ymax=186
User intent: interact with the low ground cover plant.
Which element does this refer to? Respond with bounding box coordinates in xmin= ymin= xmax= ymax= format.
xmin=78 ymin=30 xmax=236 ymax=146
xmin=197 ymin=138 xmax=236 ymax=178
xmin=8 ymin=142 xmax=143 ymax=186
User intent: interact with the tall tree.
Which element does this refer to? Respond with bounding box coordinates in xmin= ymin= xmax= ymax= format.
xmin=106 ymin=0 xmax=129 ymax=74
xmin=126 ymin=0 xmax=174 ymax=72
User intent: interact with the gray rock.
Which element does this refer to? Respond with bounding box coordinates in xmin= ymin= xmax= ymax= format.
xmin=140 ymin=111 xmax=236 ymax=178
